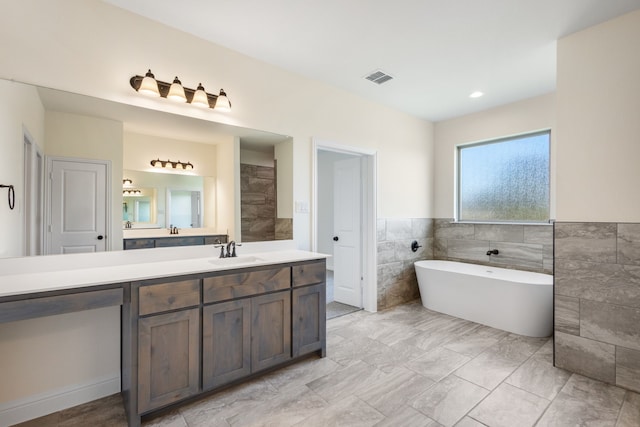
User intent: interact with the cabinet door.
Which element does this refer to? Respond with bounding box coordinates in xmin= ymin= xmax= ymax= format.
xmin=251 ymin=291 xmax=291 ymax=372
xmin=292 ymin=283 xmax=326 ymax=357
xmin=202 ymin=299 xmax=251 ymax=390
xmin=138 ymin=308 xmax=200 ymax=413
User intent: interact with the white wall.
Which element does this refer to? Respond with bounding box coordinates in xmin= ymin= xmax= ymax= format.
xmin=240 ymin=148 xmax=274 ymax=167
xmin=275 ymin=139 xmax=294 ymax=218
xmin=0 ymin=80 xmax=45 ymax=258
xmin=434 ymin=93 xmax=556 ymax=219
xmin=123 ymin=132 xmax=218 ymax=177
xmin=45 ymin=111 xmax=124 ymax=249
xmin=217 ymin=137 xmax=239 ymax=240
xmin=556 ymin=10 xmax=640 ymax=222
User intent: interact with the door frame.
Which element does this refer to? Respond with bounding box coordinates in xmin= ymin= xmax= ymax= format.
xmin=312 ymin=139 xmax=377 ymax=312
xmin=44 ymin=156 xmax=112 ymax=254
xmin=23 ymin=127 xmax=44 ymax=256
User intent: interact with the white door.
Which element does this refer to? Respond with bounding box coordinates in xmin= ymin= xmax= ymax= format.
xmin=48 ymin=159 xmax=108 ymax=254
xmin=333 ymin=157 xmax=362 ymax=307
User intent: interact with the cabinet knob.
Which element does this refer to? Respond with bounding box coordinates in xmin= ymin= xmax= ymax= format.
xmin=333 ymin=236 xmax=339 ymax=242
xmin=97 ymin=235 xmax=104 ymax=240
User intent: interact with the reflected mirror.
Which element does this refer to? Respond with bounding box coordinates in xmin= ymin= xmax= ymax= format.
xmin=1 ymin=78 xmax=293 ymax=256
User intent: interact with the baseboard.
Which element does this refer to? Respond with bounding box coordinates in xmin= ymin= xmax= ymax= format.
xmin=0 ymin=374 xmax=120 ymax=427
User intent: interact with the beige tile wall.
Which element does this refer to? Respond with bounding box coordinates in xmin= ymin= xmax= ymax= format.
xmin=554 ymin=222 xmax=640 ymax=393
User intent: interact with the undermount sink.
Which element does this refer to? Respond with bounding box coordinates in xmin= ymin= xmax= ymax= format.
xmin=208 ymin=255 xmax=265 ymax=266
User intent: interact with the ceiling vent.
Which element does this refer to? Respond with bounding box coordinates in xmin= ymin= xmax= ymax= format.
xmin=364 ymin=70 xmax=394 ymax=85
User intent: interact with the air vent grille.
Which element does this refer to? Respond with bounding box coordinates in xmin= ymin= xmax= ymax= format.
xmin=364 ymin=70 xmax=393 ymax=85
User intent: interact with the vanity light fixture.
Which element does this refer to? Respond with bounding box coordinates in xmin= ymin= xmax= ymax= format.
xmin=130 ymin=70 xmax=231 ymax=111
xmin=123 ymin=189 xmax=142 ymax=196
xmin=167 ymin=77 xmax=187 ymax=103
xmin=123 ymin=178 xmax=133 ymax=185
xmin=138 ymin=70 xmax=160 ymax=97
xmin=150 ymin=158 xmax=194 ymax=170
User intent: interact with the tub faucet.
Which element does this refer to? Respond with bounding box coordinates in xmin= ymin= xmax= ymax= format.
xmin=486 ymin=249 xmax=499 ymax=256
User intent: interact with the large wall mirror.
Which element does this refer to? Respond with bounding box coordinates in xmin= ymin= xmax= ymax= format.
xmin=1 ymin=78 xmax=293 ymax=256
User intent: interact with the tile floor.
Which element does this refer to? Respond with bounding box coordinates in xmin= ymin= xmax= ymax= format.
xmin=15 ymin=301 xmax=640 ymax=427
xmin=326 ymin=301 xmax=362 ymax=319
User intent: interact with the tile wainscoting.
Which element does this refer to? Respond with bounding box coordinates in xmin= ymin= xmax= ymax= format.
xmin=434 ymin=219 xmax=553 ymax=274
xmin=377 ymin=218 xmax=433 ymax=310
xmin=554 ymin=222 xmax=640 ymax=393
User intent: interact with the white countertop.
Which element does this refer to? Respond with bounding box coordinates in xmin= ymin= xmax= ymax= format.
xmin=0 ymin=242 xmax=329 ymax=299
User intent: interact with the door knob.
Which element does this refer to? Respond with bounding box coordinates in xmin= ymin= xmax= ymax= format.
xmin=333 ymin=236 xmax=339 ymax=241
xmin=97 ymin=235 xmax=104 ymax=240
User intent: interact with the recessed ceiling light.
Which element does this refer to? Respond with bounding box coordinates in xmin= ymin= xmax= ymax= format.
xmin=469 ymin=91 xmax=484 ymax=98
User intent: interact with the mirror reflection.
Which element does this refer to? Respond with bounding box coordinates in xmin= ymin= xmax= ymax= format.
xmin=122 ymin=170 xmax=206 ymax=229
xmin=0 ymin=78 xmax=294 ymax=256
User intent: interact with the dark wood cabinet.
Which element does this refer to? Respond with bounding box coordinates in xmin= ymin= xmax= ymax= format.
xmin=123 ymin=238 xmax=154 ymax=250
xmin=251 ymin=291 xmax=292 ymax=371
xmin=292 ymin=282 xmax=326 ymax=357
xmin=202 ymin=299 xmax=251 ymax=389
xmin=137 ymin=308 xmax=200 ymax=413
xmin=125 ymin=258 xmax=326 ymax=426
xmin=124 ymin=234 xmax=227 ymax=250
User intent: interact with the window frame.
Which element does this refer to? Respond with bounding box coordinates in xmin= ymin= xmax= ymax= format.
xmin=455 ymin=130 xmax=551 ymax=224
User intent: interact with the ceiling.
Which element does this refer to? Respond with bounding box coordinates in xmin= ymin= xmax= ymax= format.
xmin=102 ymin=0 xmax=640 ymax=122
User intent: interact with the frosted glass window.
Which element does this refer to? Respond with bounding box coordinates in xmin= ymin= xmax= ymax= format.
xmin=458 ymin=131 xmax=550 ymax=222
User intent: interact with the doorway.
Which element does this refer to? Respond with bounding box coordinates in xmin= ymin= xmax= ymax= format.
xmin=313 ymin=139 xmax=377 ymax=316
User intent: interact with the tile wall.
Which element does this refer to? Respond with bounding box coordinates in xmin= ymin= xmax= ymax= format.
xmin=376 ymin=218 xmax=433 ymax=310
xmin=434 ymin=219 xmax=553 ymax=274
xmin=240 ymin=163 xmax=276 ymax=242
xmin=554 ymin=222 xmax=640 ymax=393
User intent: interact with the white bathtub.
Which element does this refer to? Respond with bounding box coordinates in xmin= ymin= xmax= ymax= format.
xmin=414 ymin=260 xmax=553 ymax=337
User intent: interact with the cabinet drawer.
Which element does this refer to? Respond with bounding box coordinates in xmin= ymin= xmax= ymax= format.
xmin=203 ymin=267 xmax=290 ymax=304
xmin=155 ymin=236 xmax=205 ymax=247
xmin=292 ymin=261 xmax=325 ymax=287
xmin=124 ymin=238 xmax=155 ymax=250
xmin=139 ymin=279 xmax=200 ymax=316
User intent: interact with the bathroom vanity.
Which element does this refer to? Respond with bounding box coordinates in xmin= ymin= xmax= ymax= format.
xmin=0 ymin=245 xmax=327 ymax=427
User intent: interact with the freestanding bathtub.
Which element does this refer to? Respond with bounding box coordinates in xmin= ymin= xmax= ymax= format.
xmin=414 ymin=260 xmax=553 ymax=337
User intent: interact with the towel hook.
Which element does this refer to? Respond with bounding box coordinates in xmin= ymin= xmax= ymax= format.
xmin=0 ymin=185 xmax=15 ymax=210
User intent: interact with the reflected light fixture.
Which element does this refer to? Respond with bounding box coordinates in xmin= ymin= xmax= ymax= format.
xmin=123 ymin=189 xmax=142 ymax=196
xmin=130 ymin=70 xmax=231 ymax=111
xmin=150 ymin=158 xmax=194 ymax=170
xmin=122 ymin=178 xmax=133 ymax=185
